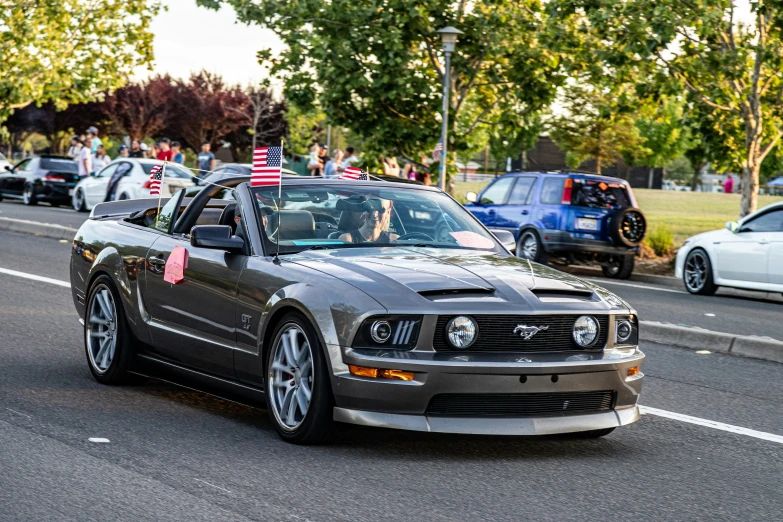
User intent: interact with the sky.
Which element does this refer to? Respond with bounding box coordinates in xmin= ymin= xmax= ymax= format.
xmin=134 ymin=0 xmax=284 ymax=87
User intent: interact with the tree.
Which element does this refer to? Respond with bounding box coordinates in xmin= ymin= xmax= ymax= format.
xmin=222 ymin=86 xmax=287 ymax=161
xmin=197 ymin=0 xmax=565 ymax=186
xmin=553 ymin=0 xmax=783 ymax=216
xmin=549 ymin=81 xmax=646 ymax=174
xmin=4 ymin=101 xmax=99 ymax=153
xmin=99 ymin=76 xmax=177 ymax=141
xmin=0 ymin=0 xmax=159 ymax=128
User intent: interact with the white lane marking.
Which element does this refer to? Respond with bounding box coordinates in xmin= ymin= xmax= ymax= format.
xmin=641 ymin=406 xmax=783 ymax=444
xmin=704 ymin=313 xmax=716 ymax=317
xmin=695 ymin=350 xmax=712 ymax=354
xmin=0 ymin=267 xmax=70 ymax=288
xmin=194 ymin=478 xmax=231 ymax=493
xmin=88 ymin=437 xmax=110 ymax=443
xmin=587 ymin=278 xmax=686 ymax=294
xmin=49 ymin=208 xmax=76 ymax=213
xmin=6 ymin=408 xmax=31 ymax=419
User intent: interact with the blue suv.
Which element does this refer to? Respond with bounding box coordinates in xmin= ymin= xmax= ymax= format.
xmin=466 ymin=172 xmax=646 ymax=279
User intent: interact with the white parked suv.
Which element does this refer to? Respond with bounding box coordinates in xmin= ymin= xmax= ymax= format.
xmin=675 ymin=201 xmax=783 ymax=296
xmin=72 ymin=158 xmax=195 ymax=211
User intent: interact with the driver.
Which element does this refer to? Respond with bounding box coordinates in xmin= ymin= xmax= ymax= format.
xmin=338 ymin=198 xmax=399 ymax=244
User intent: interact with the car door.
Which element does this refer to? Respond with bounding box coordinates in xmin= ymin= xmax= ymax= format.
xmin=143 ymin=190 xmax=247 ymax=377
xmin=84 ymin=164 xmax=116 ymax=205
xmin=494 ymin=175 xmax=538 ymax=233
xmin=715 ymin=209 xmax=783 ymax=284
xmin=760 ymin=209 xmax=783 ymax=286
xmin=469 ymin=175 xmax=516 ymax=227
xmin=2 ymin=158 xmax=32 ymax=196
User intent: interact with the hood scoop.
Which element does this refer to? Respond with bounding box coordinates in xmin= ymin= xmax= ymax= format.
xmin=418 ymin=287 xmax=495 ymax=300
xmin=530 ymin=288 xmax=596 ymax=302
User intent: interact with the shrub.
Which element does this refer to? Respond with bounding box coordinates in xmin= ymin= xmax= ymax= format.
xmin=645 ymin=225 xmax=674 ymax=257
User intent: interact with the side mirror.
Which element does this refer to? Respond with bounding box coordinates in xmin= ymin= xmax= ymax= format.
xmin=191 ymin=225 xmax=244 ymax=252
xmin=465 ymin=191 xmax=478 ymax=203
xmin=489 ymin=229 xmax=516 ymax=252
xmin=4 ymin=165 xmax=11 ymax=172
xmin=725 ymin=221 xmax=739 ymax=233
xmin=89 ymin=171 xmax=97 ymax=177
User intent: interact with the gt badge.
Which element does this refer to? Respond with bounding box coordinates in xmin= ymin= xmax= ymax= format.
xmin=241 ymin=314 xmax=252 ymax=331
xmin=513 ymin=324 xmax=549 ymax=340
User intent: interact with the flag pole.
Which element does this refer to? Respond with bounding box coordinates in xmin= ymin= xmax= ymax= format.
xmin=154 ymin=162 xmax=167 ymax=227
xmin=274 ymin=139 xmax=283 ymax=263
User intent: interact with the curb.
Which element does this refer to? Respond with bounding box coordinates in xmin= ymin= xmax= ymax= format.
xmin=0 ymin=217 xmax=77 ymax=241
xmin=640 ymin=320 xmax=783 ymax=364
xmin=561 ymin=265 xmax=679 ymax=288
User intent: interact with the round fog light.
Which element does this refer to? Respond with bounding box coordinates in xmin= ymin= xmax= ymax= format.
xmin=573 ymin=316 xmax=599 ymax=347
xmin=370 ymin=321 xmax=392 ymax=343
xmin=446 ymin=316 xmax=478 ymax=349
xmin=616 ymin=320 xmax=633 ymax=343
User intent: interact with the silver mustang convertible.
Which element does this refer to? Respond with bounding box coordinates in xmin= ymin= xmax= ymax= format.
xmin=70 ymin=176 xmax=644 ymax=444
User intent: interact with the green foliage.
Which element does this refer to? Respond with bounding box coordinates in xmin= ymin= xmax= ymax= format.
xmin=629 ymin=97 xmax=694 ymax=169
xmin=665 ymin=157 xmax=695 ymax=182
xmin=644 ymin=224 xmax=674 ymax=257
xmin=285 ymin=105 xmax=325 ymax=156
xmin=0 ymin=0 xmax=160 ymax=127
xmin=199 ymin=0 xmax=566 ymax=174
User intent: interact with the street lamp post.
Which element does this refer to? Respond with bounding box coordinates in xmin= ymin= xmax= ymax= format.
xmin=437 ymin=26 xmax=463 ymax=192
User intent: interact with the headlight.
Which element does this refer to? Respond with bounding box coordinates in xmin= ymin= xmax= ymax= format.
xmin=572 ymin=316 xmax=599 ymax=347
xmin=352 ymin=316 xmax=421 ymax=350
xmin=615 ymin=315 xmax=639 ymax=346
xmin=446 ymin=316 xmax=478 ymax=349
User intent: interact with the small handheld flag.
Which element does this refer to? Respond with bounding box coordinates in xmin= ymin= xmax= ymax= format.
xmin=432 ymin=140 xmax=443 ymax=162
xmin=148 ymin=165 xmax=164 ymax=196
xmin=251 ymin=146 xmax=283 ymax=187
xmin=339 ymin=166 xmax=368 ymax=181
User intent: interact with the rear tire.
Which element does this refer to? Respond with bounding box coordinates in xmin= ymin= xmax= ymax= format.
xmin=516 ymin=230 xmax=548 ymax=264
xmin=266 ymin=312 xmax=335 ymax=444
xmin=22 ymin=183 xmax=37 ymax=205
xmin=602 ymin=254 xmax=634 ymax=279
xmin=683 ymin=248 xmax=718 ymax=295
xmin=84 ymin=275 xmax=137 ymax=384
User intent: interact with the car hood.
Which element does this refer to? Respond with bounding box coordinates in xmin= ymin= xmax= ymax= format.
xmin=291 ymin=247 xmax=629 ymax=314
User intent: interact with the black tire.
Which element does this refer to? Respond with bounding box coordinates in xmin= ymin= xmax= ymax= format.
xmin=602 ymin=254 xmax=634 ymax=279
xmin=609 ymin=208 xmax=646 ymax=247
xmin=682 ymin=248 xmax=718 ymax=295
xmin=73 ymin=188 xmax=87 ymax=212
xmin=84 ymin=275 xmax=137 ymax=384
xmin=118 ymin=193 xmax=129 ymax=200
xmin=516 ymin=230 xmax=548 ymax=263
xmin=573 ymin=427 xmax=615 ymax=438
xmin=265 ymin=312 xmax=335 ymax=444
xmin=22 ymin=183 xmax=37 ymax=205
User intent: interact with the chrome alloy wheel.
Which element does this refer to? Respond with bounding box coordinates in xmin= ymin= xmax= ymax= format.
xmin=22 ymin=184 xmax=34 ymax=204
xmin=74 ymin=189 xmax=85 ymax=210
xmin=520 ymin=232 xmax=538 ymax=260
xmin=268 ymin=324 xmax=314 ymax=431
xmin=87 ymin=284 xmax=118 ymax=373
xmin=684 ymin=251 xmax=708 ymax=292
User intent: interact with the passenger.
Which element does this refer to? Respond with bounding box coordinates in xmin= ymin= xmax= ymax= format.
xmin=338 ymin=199 xmax=398 ymax=244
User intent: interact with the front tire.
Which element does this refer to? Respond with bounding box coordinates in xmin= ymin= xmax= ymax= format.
xmin=73 ymin=188 xmax=87 ymax=211
xmin=266 ymin=312 xmax=334 ymax=444
xmin=22 ymin=183 xmax=37 ymax=205
xmin=516 ymin=230 xmax=548 ymax=263
xmin=602 ymin=254 xmax=634 ymax=279
xmin=683 ymin=248 xmax=718 ymax=295
xmin=84 ymin=275 xmax=137 ymax=384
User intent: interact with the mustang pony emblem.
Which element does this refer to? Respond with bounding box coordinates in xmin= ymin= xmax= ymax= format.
xmin=513 ymin=324 xmax=549 ymax=340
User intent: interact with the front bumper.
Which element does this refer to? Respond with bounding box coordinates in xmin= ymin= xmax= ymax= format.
xmin=541 ymin=230 xmax=635 ymax=256
xmin=332 ymin=347 xmax=644 ymax=435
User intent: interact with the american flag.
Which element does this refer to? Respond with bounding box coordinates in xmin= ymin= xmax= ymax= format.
xmin=432 ymin=140 xmax=443 ymax=162
xmin=251 ymin=146 xmax=283 ymax=187
xmin=339 ymin=166 xmax=368 ymax=181
xmin=148 ymin=165 xmax=164 ymax=196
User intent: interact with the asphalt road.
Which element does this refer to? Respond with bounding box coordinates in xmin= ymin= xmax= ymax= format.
xmin=0 ymin=199 xmax=88 ymax=229
xmin=1 ymin=230 xmax=783 ymax=521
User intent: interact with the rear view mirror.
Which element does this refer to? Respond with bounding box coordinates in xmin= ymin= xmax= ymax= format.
xmin=725 ymin=221 xmax=739 ymax=233
xmin=191 ymin=225 xmax=244 ymax=252
xmin=465 ymin=191 xmax=477 ymax=203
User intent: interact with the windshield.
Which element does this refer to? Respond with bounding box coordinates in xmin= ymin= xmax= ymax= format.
xmin=140 ymin=162 xmax=193 ymax=180
xmin=249 ymin=184 xmax=502 ymax=255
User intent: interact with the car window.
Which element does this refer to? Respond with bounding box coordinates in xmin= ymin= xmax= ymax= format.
xmin=140 ymin=162 xmax=193 ymax=180
xmin=14 ymin=159 xmax=31 ymax=172
xmin=507 ymin=177 xmax=537 ymax=205
xmin=116 ymin=162 xmax=133 ymax=176
xmin=40 ymin=158 xmax=78 ymax=173
xmin=740 ymin=209 xmax=783 ymax=233
xmin=479 ymin=176 xmax=515 ymax=205
xmin=572 ymin=179 xmax=631 ymax=208
xmin=152 ymin=189 xmax=186 ymax=234
xmin=540 ymin=177 xmax=566 ymax=205
xmin=97 ymin=164 xmax=118 ymax=178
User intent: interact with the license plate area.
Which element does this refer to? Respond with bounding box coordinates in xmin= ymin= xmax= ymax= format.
xmin=575 ymin=217 xmax=598 ymax=231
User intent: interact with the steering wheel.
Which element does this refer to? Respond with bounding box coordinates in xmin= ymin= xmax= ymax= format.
xmin=397 ymin=232 xmax=434 ymax=242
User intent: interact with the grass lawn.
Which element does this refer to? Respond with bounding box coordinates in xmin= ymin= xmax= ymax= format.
xmin=454 ymin=181 xmax=783 ymax=247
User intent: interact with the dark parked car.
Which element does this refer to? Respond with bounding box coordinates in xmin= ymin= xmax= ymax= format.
xmin=0 ymin=155 xmax=81 ymax=206
xmin=466 ymin=172 xmax=647 ymax=279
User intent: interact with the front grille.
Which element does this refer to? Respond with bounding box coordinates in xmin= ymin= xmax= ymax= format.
xmin=426 ymin=391 xmax=615 ymax=418
xmin=433 ymin=314 xmax=609 ymax=352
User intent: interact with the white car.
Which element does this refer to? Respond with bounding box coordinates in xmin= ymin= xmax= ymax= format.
xmin=72 ymin=158 xmax=196 ymax=211
xmin=0 ymin=152 xmax=10 ymax=172
xmin=675 ymin=201 xmax=783 ymax=295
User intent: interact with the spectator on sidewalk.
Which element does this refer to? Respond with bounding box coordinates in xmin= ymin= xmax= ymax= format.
xmin=67 ymin=136 xmax=82 ymax=160
xmin=172 ymin=141 xmax=184 ymax=164
xmin=129 ymin=140 xmax=144 ymax=158
xmin=157 ymin=137 xmax=173 ymax=162
xmin=86 ymin=126 xmax=102 ymax=153
xmin=77 ymin=136 xmax=92 ymax=177
xmin=93 ymin=145 xmax=112 ymax=172
xmin=307 ymin=143 xmax=323 ymax=176
xmin=197 ymin=142 xmax=215 ymax=177
xmin=724 ymin=176 xmax=734 ymax=194
xmin=382 ymin=156 xmax=400 ymax=177
xmin=324 ymin=149 xmax=344 ymax=178
xmin=342 ymin=147 xmax=359 ymax=169
xmin=150 ymin=142 xmax=160 ymax=159
xmin=118 ymin=145 xmax=129 ymax=158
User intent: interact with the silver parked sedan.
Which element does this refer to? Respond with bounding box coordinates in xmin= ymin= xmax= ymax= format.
xmin=69 ymin=176 xmax=644 ymax=444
